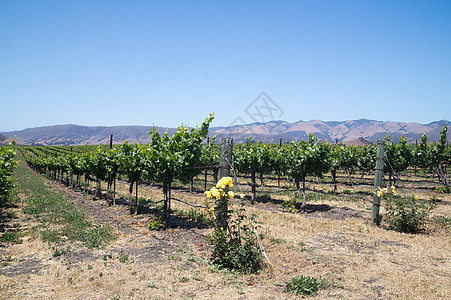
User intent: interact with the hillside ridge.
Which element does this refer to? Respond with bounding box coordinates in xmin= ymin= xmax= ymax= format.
xmin=2 ymin=119 xmax=449 ymax=145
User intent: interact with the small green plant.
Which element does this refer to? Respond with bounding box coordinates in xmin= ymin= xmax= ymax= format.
xmin=235 ymin=282 xmax=245 ymax=294
xmin=5 ymin=209 xmax=17 ymax=219
xmin=282 ymin=199 xmax=297 ymax=213
xmin=285 ymin=275 xmax=324 ymax=296
xmin=167 ymin=254 xmax=181 ymax=261
xmin=52 ymin=248 xmax=68 ymax=257
xmin=187 ymin=252 xmax=208 ymax=266
xmin=148 ymin=218 xmax=163 ymax=231
xmin=138 ymin=197 xmax=154 ymax=205
xmin=118 ymin=253 xmax=133 ymax=264
xmin=128 ymin=286 xmax=139 ymax=297
xmin=381 ymin=187 xmax=435 ymax=233
xmin=0 ymin=230 xmax=23 ymax=244
xmin=103 ymin=252 xmax=114 ymax=261
xmin=298 ymin=241 xmax=314 ymax=252
xmin=179 ymin=208 xmax=214 ymax=227
xmin=432 ymin=216 xmax=451 ymax=228
xmin=434 ymin=186 xmax=450 ymax=193
xmin=270 ymin=237 xmax=285 ymax=244
xmin=305 ymin=191 xmax=326 ymax=201
xmin=40 ymin=229 xmax=60 ymax=244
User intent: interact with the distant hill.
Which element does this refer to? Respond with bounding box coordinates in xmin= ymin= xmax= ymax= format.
xmin=210 ymin=119 xmax=449 ymax=144
xmin=3 ymin=119 xmax=449 ymax=146
xmin=2 ymin=124 xmax=177 ymax=146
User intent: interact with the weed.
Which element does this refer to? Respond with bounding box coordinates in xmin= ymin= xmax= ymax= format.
xmin=235 ymin=282 xmax=245 ymax=294
xmin=187 ymin=252 xmax=208 ymax=266
xmin=111 ymin=293 xmax=120 ymax=299
xmin=178 ymin=208 xmax=214 ymax=227
xmin=0 ymin=230 xmax=22 ymax=244
xmin=119 ymin=253 xmax=133 ymax=264
xmin=148 ymin=218 xmax=163 ymax=231
xmin=305 ymin=191 xmax=327 ymax=201
xmin=52 ymin=248 xmax=68 ymax=257
xmin=298 ymin=242 xmax=314 ymax=252
xmin=432 ymin=216 xmax=451 ymax=228
xmin=138 ymin=197 xmax=153 ymax=205
xmin=168 ymin=255 xmax=181 ymax=261
xmin=285 ymin=275 xmax=324 ymax=296
xmin=270 ymin=237 xmax=285 ymax=244
xmin=103 ymin=252 xmax=114 ymax=261
xmin=192 ymin=271 xmax=202 ymax=281
xmin=5 ymin=209 xmax=17 ymax=219
xmin=282 ymin=199 xmax=297 ymax=213
xmin=40 ymin=229 xmax=61 ymax=244
xmin=332 ymin=281 xmax=344 ymax=289
xmin=434 ymin=186 xmax=450 ymax=193
xmin=128 ymin=286 xmax=139 ymax=297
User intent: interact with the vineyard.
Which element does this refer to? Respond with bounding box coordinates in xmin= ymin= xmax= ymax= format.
xmin=0 ymin=117 xmax=450 ymax=299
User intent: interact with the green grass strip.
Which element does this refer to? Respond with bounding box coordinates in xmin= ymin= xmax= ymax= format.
xmin=14 ymin=156 xmax=115 ymax=248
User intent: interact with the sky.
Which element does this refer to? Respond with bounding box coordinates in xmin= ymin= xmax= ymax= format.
xmin=1 ymin=0 xmax=450 ymax=132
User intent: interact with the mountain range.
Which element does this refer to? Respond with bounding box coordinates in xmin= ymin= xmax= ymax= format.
xmin=1 ymin=119 xmax=449 ymax=146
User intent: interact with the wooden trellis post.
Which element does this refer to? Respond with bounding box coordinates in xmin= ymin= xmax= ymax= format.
xmin=372 ymin=140 xmax=385 ymax=226
xmin=216 ymin=138 xmax=233 ymax=230
xmin=218 ymin=138 xmax=233 ymax=180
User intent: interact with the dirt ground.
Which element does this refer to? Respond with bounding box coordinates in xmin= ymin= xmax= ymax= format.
xmin=0 ymin=168 xmax=450 ymax=299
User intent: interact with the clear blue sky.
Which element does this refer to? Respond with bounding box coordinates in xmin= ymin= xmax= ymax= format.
xmin=1 ymin=0 xmax=450 ymax=132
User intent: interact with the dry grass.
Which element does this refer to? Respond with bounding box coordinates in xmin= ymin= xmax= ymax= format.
xmin=1 ymin=169 xmax=450 ymax=299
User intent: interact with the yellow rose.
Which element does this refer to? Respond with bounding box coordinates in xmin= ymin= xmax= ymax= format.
xmin=218 ymin=177 xmax=233 ymax=188
xmin=225 ymin=177 xmax=233 ymax=187
xmin=228 ymin=191 xmax=234 ymax=198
